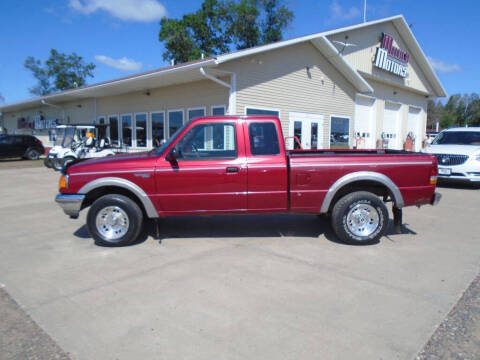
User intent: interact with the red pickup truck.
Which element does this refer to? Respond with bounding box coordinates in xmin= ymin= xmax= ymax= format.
xmin=56 ymin=116 xmax=441 ymax=246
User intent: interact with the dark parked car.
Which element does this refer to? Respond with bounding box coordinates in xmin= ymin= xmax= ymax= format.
xmin=0 ymin=135 xmax=45 ymax=160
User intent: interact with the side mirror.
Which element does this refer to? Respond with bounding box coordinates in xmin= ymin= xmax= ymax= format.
xmin=166 ymin=147 xmax=178 ymax=163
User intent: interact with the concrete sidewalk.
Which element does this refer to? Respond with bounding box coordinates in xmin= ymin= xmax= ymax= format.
xmin=0 ymin=166 xmax=479 ymax=360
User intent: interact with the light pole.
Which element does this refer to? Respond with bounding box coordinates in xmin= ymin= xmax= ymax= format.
xmin=363 ymin=0 xmax=367 ymax=23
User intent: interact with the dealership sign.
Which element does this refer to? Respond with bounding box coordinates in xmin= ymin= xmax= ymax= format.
xmin=373 ymin=33 xmax=410 ymax=78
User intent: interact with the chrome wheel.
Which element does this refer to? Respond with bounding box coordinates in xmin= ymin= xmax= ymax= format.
xmin=346 ymin=203 xmax=380 ymax=237
xmin=95 ymin=206 xmax=130 ymax=240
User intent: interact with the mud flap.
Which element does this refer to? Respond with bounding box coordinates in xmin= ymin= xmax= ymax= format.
xmin=392 ymin=206 xmax=402 ymax=234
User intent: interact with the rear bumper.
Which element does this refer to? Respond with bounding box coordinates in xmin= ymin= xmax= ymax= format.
xmin=431 ymin=192 xmax=442 ymax=206
xmin=55 ymin=194 xmax=85 ymax=218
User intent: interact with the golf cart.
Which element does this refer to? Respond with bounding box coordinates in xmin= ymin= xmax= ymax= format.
xmin=45 ymin=124 xmax=115 ymax=171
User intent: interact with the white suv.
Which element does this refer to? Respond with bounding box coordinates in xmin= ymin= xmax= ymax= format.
xmin=423 ymin=127 xmax=480 ymax=183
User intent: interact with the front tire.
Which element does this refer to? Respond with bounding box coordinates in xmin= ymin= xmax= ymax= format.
xmin=87 ymin=194 xmax=144 ymax=246
xmin=331 ymin=191 xmax=388 ymax=245
xmin=44 ymin=157 xmax=52 ymax=168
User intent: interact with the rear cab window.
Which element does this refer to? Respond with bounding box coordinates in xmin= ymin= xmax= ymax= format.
xmin=248 ymin=122 xmax=280 ymax=156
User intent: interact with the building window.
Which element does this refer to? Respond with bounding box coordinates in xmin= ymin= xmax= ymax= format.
xmin=212 ymin=105 xmax=226 ymax=116
xmin=135 ymin=113 xmax=147 ymax=148
xmin=151 ymin=112 xmax=165 ymax=147
xmin=249 ymin=122 xmax=280 ymax=155
xmin=108 ymin=115 xmax=119 ymax=146
xmin=246 ymin=107 xmax=279 ymax=117
xmin=168 ymin=110 xmax=183 ymax=138
xmin=330 ymin=116 xmax=350 ymax=149
xmin=121 ymin=113 xmax=132 ymax=147
xmin=188 ymin=107 xmax=206 ymax=121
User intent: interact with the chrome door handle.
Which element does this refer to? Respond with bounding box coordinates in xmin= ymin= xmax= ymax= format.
xmin=226 ymin=167 xmax=239 ymax=173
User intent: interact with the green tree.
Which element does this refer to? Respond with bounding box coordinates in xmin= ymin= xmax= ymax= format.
xmin=24 ymin=49 xmax=95 ymax=96
xmin=159 ymin=0 xmax=293 ymax=63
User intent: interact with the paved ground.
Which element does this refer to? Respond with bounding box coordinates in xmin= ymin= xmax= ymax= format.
xmin=0 ymin=287 xmax=71 ymax=360
xmin=0 ymin=165 xmax=479 ymax=360
xmin=0 ymin=158 xmax=43 ymax=169
xmin=417 ymin=273 xmax=480 ymax=360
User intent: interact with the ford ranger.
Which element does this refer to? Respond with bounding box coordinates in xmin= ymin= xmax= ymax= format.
xmin=55 ymin=116 xmax=441 ymax=246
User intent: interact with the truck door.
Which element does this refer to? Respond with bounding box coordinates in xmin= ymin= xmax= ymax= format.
xmin=244 ymin=120 xmax=288 ymax=212
xmin=154 ymin=120 xmax=247 ymax=214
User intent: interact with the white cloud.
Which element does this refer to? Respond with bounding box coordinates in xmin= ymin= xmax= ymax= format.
xmin=427 ymin=56 xmax=462 ymax=74
xmin=95 ymin=55 xmax=142 ymax=72
xmin=328 ymin=0 xmax=361 ymax=22
xmin=69 ymin=0 xmax=167 ymax=22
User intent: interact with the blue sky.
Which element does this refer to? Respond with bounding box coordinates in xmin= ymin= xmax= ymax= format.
xmin=0 ymin=0 xmax=477 ymax=104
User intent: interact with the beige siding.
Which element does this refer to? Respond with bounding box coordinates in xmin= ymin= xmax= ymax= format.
xmin=328 ymin=22 xmax=435 ymax=95
xmin=96 ymin=79 xmax=228 ymax=116
xmin=219 ymin=42 xmax=356 ymax=146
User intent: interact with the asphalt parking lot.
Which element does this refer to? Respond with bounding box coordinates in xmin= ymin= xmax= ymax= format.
xmin=1 ymin=164 xmax=479 ymax=360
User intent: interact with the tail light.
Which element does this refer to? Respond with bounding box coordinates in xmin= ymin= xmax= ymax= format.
xmin=430 ymin=159 xmax=438 ymax=185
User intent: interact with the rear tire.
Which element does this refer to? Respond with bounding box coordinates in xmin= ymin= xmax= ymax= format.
xmin=331 ymin=191 xmax=388 ymax=245
xmin=87 ymin=194 xmax=144 ymax=247
xmin=25 ymin=148 xmax=41 ymax=160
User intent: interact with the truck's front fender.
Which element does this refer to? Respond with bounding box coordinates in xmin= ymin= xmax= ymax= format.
xmin=78 ymin=177 xmax=158 ymax=218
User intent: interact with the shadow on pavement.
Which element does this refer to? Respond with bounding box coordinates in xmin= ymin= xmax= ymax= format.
xmin=74 ymin=214 xmax=418 ymax=247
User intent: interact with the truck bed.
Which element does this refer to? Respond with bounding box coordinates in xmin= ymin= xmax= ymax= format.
xmin=287 ymin=149 xmax=437 ymax=213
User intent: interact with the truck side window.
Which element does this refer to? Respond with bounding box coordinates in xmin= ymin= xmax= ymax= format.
xmin=175 ymin=123 xmax=237 ymax=160
xmin=249 ymin=122 xmax=280 ymax=155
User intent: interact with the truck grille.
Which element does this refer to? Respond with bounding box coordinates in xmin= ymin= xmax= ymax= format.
xmin=435 ymin=154 xmax=469 ymax=166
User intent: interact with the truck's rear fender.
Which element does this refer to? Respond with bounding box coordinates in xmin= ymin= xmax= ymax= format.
xmin=78 ymin=177 xmax=158 ymax=218
xmin=320 ymin=171 xmax=404 ymax=214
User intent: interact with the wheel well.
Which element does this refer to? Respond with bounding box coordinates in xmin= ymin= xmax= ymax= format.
xmin=328 ymin=180 xmax=394 ymax=213
xmin=81 ymin=186 xmax=147 ymax=216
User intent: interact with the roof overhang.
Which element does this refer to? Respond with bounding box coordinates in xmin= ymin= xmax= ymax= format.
xmin=0 ymin=58 xmax=217 ymax=112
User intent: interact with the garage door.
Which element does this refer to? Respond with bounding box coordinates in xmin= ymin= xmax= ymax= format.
xmin=354 ymin=96 xmax=376 ymax=148
xmin=383 ymin=102 xmax=401 ymax=149
xmin=407 ymin=107 xmax=422 ymax=151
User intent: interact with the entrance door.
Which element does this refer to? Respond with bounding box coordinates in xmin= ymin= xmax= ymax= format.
xmin=407 ymin=107 xmax=422 ymax=151
xmin=383 ymin=102 xmax=401 ymax=149
xmin=288 ymin=112 xmax=324 ymax=149
xmin=354 ymin=96 xmax=376 ymax=148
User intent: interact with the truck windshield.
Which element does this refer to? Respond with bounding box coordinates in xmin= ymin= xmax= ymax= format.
xmin=432 ymin=131 xmax=480 ymax=145
xmin=154 ymin=120 xmax=191 ymax=155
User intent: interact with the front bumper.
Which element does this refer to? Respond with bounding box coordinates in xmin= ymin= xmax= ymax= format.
xmin=55 ymin=194 xmax=85 ymax=218
xmin=431 ymin=192 xmax=442 ymax=206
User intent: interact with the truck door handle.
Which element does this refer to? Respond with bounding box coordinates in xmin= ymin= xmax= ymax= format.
xmin=226 ymin=167 xmax=239 ymax=173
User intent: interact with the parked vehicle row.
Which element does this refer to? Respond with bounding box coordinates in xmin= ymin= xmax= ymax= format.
xmin=56 ymin=115 xmax=441 ymax=247
xmin=0 ymin=134 xmax=45 ymax=160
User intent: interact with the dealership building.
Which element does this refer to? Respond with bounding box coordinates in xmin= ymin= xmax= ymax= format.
xmin=0 ymin=15 xmax=446 ymax=152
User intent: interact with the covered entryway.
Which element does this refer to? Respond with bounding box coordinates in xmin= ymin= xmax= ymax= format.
xmin=407 ymin=106 xmax=423 ymax=151
xmin=354 ymin=95 xmax=376 ymax=148
xmin=288 ymin=112 xmax=324 ymax=150
xmin=383 ymin=102 xmax=401 ymax=149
